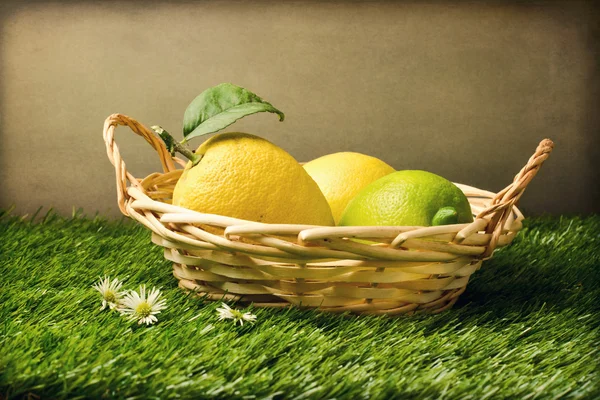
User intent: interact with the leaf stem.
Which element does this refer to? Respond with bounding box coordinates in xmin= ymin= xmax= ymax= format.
xmin=151 ymin=126 xmax=202 ymax=166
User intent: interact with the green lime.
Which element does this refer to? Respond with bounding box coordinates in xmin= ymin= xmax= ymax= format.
xmin=339 ymin=170 xmax=473 ymax=227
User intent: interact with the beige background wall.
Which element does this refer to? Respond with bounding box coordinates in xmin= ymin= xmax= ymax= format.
xmin=1 ymin=1 xmax=598 ymax=218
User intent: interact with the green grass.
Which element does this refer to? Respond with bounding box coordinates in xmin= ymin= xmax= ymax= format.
xmin=1 ymin=210 xmax=599 ymax=399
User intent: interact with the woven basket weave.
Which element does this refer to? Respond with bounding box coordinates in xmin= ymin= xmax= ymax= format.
xmin=103 ymin=113 xmax=553 ymax=315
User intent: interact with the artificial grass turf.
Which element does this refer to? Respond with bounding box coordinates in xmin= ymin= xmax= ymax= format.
xmin=0 ymin=210 xmax=598 ymax=399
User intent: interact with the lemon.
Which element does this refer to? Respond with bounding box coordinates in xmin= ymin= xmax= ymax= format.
xmin=339 ymin=170 xmax=473 ymax=227
xmin=303 ymin=152 xmax=395 ymax=224
xmin=172 ymin=132 xmax=334 ymax=226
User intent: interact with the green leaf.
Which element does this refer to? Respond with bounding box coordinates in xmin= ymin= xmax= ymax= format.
xmin=182 ymin=83 xmax=285 ymax=141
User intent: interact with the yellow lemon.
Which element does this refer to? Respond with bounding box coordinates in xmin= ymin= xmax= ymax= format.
xmin=339 ymin=170 xmax=474 ymax=227
xmin=172 ymin=132 xmax=334 ymax=226
xmin=303 ymin=152 xmax=395 ymax=224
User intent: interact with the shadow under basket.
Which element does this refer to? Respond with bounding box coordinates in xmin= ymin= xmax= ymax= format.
xmin=103 ymin=114 xmax=554 ymax=316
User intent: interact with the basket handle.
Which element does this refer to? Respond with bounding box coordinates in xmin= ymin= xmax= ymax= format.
xmin=103 ymin=113 xmax=183 ymax=216
xmin=475 ymin=138 xmax=554 ymax=258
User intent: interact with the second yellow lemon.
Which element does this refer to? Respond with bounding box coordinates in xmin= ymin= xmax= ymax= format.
xmin=303 ymin=152 xmax=395 ymax=224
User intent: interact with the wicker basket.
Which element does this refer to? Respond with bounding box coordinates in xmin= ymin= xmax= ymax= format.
xmin=103 ymin=113 xmax=553 ymax=315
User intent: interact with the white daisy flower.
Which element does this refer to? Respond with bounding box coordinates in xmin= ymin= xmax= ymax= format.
xmin=216 ymin=302 xmax=257 ymax=326
xmin=118 ymin=285 xmax=167 ymax=325
xmin=92 ymin=276 xmax=125 ymax=311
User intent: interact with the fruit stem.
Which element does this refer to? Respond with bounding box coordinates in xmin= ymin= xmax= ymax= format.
xmin=151 ymin=125 xmax=202 ymax=166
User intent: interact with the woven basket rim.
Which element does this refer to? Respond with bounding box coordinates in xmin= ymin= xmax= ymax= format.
xmin=131 ymin=180 xmax=524 ymax=229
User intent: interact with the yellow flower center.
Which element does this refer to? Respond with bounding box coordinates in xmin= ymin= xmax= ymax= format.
xmin=105 ymin=291 xmax=116 ymax=303
xmin=136 ymin=301 xmax=152 ymax=317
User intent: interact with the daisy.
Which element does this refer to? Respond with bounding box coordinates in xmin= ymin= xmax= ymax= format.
xmin=216 ymin=302 xmax=257 ymax=326
xmin=118 ymin=285 xmax=167 ymax=325
xmin=92 ymin=276 xmax=125 ymax=311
